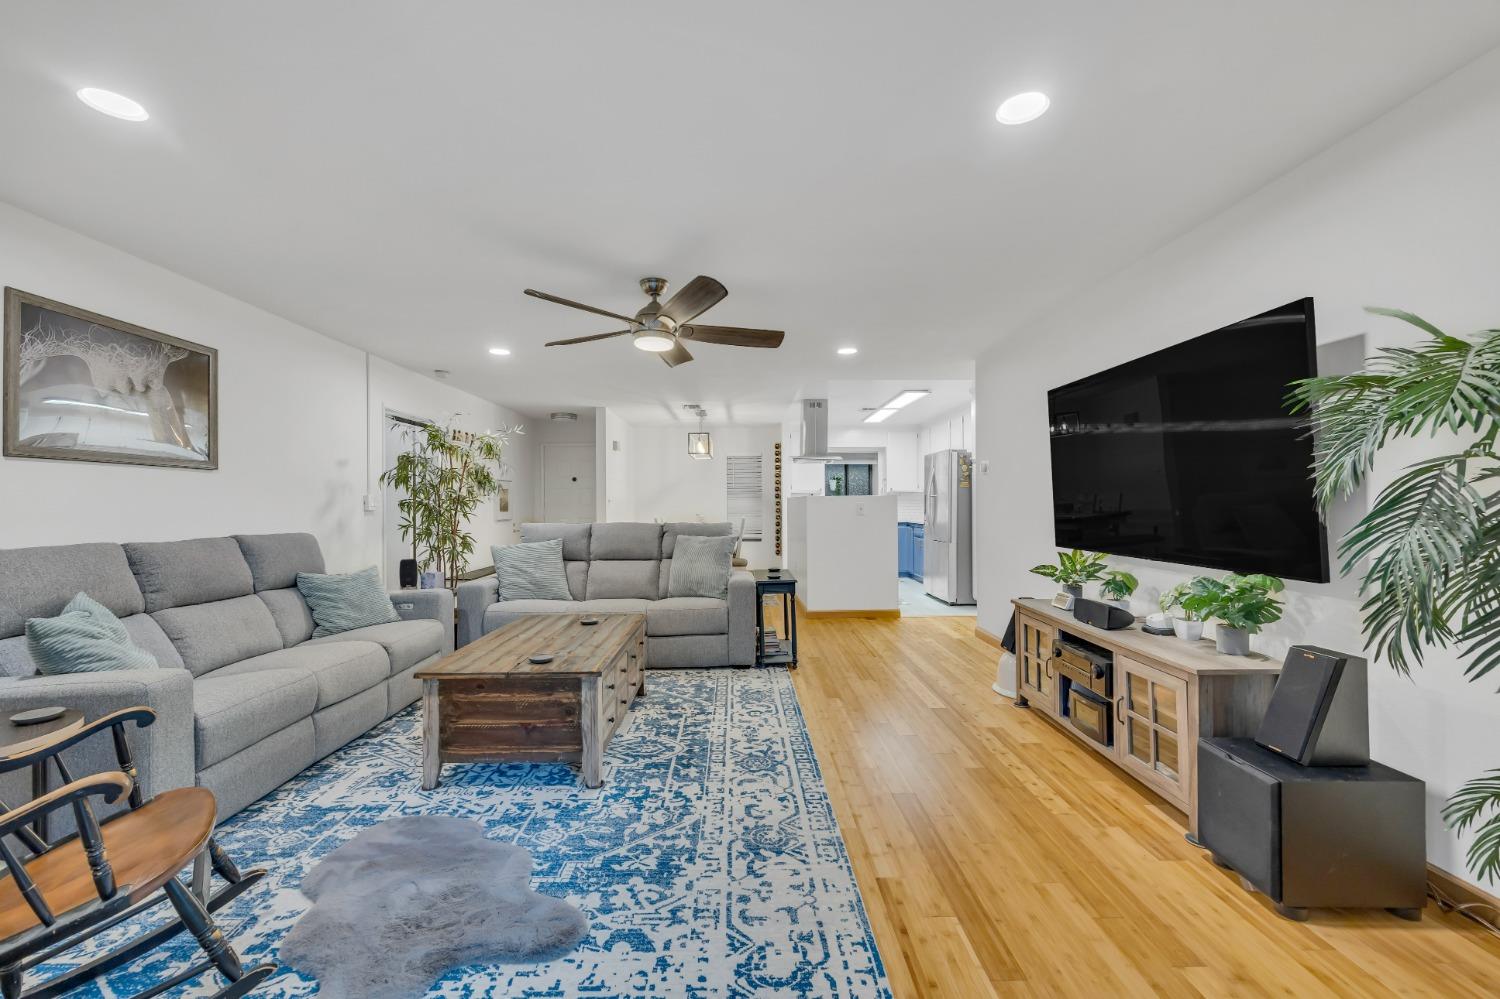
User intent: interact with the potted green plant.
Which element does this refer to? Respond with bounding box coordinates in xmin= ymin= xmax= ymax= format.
xmin=1289 ymin=307 xmax=1500 ymax=883
xmin=380 ymin=418 xmax=523 ymax=591
xmin=1029 ymin=549 xmax=1108 ymax=600
xmin=1099 ymin=569 xmax=1138 ymax=609
xmin=1159 ymin=581 xmax=1203 ymax=641
xmin=1180 ymin=573 xmax=1285 ymax=656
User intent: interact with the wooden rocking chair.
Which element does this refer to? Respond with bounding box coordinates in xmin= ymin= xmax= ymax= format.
xmin=0 ymin=707 xmax=275 ymax=998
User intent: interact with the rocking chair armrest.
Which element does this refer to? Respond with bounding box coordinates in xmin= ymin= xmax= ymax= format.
xmin=0 ymin=771 xmax=132 ymax=839
xmin=0 ymin=707 xmax=156 ymax=777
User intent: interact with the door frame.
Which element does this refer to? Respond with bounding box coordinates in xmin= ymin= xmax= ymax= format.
xmin=540 ymin=442 xmax=597 ymax=523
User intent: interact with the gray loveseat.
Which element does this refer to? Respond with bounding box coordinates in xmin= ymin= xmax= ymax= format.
xmin=0 ymin=533 xmax=451 ymax=821
xmin=457 ymin=522 xmax=756 ymax=668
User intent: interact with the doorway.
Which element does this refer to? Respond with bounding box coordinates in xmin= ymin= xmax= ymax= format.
xmin=542 ymin=443 xmax=596 ymax=522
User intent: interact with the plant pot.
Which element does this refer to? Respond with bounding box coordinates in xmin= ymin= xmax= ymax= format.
xmin=1172 ymin=617 xmax=1203 ymax=642
xmin=420 ymin=571 xmax=441 ymax=590
xmin=1215 ymin=625 xmax=1251 ymax=656
xmin=1063 ymin=584 xmax=1083 ymax=600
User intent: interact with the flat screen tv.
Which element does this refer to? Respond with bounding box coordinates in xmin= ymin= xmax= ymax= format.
xmin=1047 ymin=298 xmax=1329 ymax=583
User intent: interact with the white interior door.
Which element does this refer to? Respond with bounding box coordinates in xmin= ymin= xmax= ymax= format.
xmin=543 ymin=444 xmax=597 ymax=523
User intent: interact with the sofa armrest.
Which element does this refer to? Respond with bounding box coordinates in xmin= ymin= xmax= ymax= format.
xmin=455 ymin=577 xmax=499 ymax=649
xmin=389 ymin=588 xmax=455 ymax=655
xmin=727 ymin=569 xmax=757 ymax=667
xmin=0 ymin=668 xmax=195 ymax=815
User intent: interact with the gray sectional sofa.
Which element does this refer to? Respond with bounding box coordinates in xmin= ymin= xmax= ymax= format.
xmin=0 ymin=533 xmax=451 ymax=821
xmin=457 ymin=522 xmax=756 ymax=667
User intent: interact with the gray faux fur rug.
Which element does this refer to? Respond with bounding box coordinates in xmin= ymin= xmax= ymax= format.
xmin=279 ymin=815 xmax=588 ymax=997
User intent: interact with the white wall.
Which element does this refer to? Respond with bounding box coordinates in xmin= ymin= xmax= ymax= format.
xmin=973 ymin=49 xmax=1500 ymax=887
xmin=599 ymin=407 xmax=633 ymax=522
xmin=786 ymin=494 xmax=898 ymax=611
xmin=0 ymin=200 xmax=538 ymax=581
xmin=627 ymin=422 xmax=779 ymax=569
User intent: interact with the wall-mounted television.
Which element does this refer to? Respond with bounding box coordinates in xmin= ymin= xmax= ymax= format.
xmin=1047 ymin=298 xmax=1329 ymax=583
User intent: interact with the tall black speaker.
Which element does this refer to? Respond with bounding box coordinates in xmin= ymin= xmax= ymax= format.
xmin=398 ymin=558 xmax=419 ymax=589
xmin=1255 ymin=645 xmax=1368 ymax=766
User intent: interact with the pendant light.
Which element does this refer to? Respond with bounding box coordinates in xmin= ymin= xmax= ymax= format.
xmin=686 ymin=405 xmax=712 ymax=460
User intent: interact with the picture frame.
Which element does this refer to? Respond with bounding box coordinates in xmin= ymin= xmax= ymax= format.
xmin=495 ymin=480 xmax=512 ymax=522
xmin=3 ymin=288 xmax=218 ymax=469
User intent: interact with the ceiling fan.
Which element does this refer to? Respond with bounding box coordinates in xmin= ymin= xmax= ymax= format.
xmin=524 ymin=276 xmax=785 ymax=367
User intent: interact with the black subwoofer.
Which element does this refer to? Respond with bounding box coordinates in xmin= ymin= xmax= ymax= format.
xmin=1197 ymin=738 xmax=1426 ymax=921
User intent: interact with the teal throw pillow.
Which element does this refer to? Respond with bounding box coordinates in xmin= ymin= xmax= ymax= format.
xmin=296 ymin=567 xmax=400 ymax=638
xmin=26 ymin=592 xmax=159 ymax=675
xmin=492 ymin=540 xmax=574 ymax=602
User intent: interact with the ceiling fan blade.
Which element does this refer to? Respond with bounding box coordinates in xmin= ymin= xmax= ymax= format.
xmin=679 ymin=325 xmax=785 ymax=348
xmin=659 ymin=275 xmax=727 ymax=326
xmin=544 ymin=329 xmax=632 ymax=347
xmin=660 ymin=340 xmax=694 ymax=367
xmin=524 ymin=288 xmax=640 ymax=326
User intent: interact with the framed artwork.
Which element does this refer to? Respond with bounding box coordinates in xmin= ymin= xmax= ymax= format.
xmin=495 ymin=480 xmax=512 ymax=521
xmin=3 ymin=288 xmax=217 ymax=469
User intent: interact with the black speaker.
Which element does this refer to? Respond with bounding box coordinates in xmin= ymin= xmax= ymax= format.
xmin=1072 ymin=597 xmax=1134 ymax=631
xmin=398 ymin=558 xmax=419 ymax=589
xmin=1255 ymin=645 xmax=1368 ymax=766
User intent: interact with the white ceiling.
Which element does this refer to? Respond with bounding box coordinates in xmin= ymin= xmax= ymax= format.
xmin=2 ymin=2 xmax=1499 ymax=424
xmin=826 ymin=380 xmax=973 ymax=430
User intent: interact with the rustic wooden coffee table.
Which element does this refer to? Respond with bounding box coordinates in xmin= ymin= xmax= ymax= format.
xmin=415 ymin=613 xmax=646 ymax=790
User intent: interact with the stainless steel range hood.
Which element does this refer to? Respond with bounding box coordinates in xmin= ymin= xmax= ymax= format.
xmin=792 ymin=399 xmax=844 ymax=462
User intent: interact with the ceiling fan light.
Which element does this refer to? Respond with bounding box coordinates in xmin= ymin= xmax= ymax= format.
xmin=634 ymin=332 xmax=675 ymax=352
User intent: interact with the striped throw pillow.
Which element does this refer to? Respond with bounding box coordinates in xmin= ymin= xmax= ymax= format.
xmin=667 ymin=534 xmax=735 ymax=600
xmin=296 ymin=567 xmax=400 ymax=638
xmin=26 ymin=592 xmax=159 ymax=675
xmin=492 ymin=540 xmax=573 ymax=602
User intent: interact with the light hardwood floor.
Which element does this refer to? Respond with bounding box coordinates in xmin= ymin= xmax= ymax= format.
xmin=787 ymin=614 xmax=1500 ymax=998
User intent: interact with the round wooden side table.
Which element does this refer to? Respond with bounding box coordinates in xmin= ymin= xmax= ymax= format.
xmin=1 ymin=707 xmax=85 ymax=841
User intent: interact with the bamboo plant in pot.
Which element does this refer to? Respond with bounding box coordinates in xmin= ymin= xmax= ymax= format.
xmin=1029 ymin=549 xmax=1108 ymax=600
xmin=1180 ymin=573 xmax=1285 ymax=656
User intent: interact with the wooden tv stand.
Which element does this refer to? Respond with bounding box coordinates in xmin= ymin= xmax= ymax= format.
xmin=1010 ymin=598 xmax=1281 ymax=834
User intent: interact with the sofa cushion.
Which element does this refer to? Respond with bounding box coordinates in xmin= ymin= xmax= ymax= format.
xmin=494 ymin=540 xmax=573 ymax=602
xmin=667 ymin=534 xmax=735 ymax=600
xmin=213 ymin=641 xmax=387 ymax=709
xmin=306 ymin=620 xmax=444 ymax=676
xmin=519 ymin=523 xmax=591 ymax=561
xmin=152 ymin=595 xmax=284 ymax=676
xmin=25 ymin=592 xmax=160 ymax=674
xmin=585 ymin=560 xmax=659 ymax=601
xmin=234 ymin=533 xmax=326 ymax=591
xmin=296 ymin=567 xmax=400 ymax=637
xmin=1 ymin=611 xmax=185 ymax=678
xmin=660 ymin=523 xmax=735 ymax=597
xmin=0 ymin=543 xmax=143 ymax=640
xmin=646 ymin=597 xmax=728 ymax=637
xmin=125 ymin=538 xmax=255 ymax=612
xmin=259 ymin=588 xmax=316 ymax=646
xmin=193 ymin=668 xmax=319 ymax=769
xmin=482 ymin=599 xmax=579 ymax=633
xmin=590 ymin=523 xmax=662 ymax=561
xmin=564 ymin=561 xmax=589 ymax=601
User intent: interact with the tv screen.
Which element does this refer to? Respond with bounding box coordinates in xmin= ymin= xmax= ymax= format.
xmin=1047 ymin=298 xmax=1329 ymax=583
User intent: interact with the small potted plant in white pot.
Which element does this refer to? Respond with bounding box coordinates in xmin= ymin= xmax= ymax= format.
xmin=1181 ymin=573 xmax=1285 ymax=656
xmin=1029 ymin=549 xmax=1108 ymax=601
xmin=1099 ymin=570 xmax=1138 ymax=610
xmin=1159 ymin=581 xmax=1203 ymax=641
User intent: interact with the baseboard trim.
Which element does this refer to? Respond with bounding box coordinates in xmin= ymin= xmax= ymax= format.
xmin=1428 ymin=863 xmax=1500 ymax=921
xmin=795 ymin=598 xmax=900 ymax=620
xmin=975 ymin=625 xmax=1005 ymax=650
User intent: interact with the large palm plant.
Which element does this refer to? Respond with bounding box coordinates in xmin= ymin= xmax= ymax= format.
xmin=1289 ymin=307 xmax=1500 ymax=883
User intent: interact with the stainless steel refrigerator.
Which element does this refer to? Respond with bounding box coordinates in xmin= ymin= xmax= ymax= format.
xmin=924 ymin=449 xmax=975 ymax=605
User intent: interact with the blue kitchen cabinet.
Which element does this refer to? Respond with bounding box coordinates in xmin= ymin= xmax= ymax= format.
xmin=911 ymin=525 xmax=925 ymax=580
xmin=898 ymin=522 xmax=923 ymax=580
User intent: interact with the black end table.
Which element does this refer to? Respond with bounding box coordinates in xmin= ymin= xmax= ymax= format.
xmin=752 ymin=570 xmax=798 ymax=668
xmin=2 ymin=707 xmax=84 ymax=841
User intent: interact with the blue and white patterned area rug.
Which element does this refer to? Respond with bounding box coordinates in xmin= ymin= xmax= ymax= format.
xmin=50 ymin=668 xmax=892 ymax=998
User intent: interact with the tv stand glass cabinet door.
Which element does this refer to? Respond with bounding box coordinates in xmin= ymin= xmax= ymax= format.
xmin=1016 ymin=615 xmax=1055 ymax=712
xmin=1117 ymin=654 xmax=1190 ymax=809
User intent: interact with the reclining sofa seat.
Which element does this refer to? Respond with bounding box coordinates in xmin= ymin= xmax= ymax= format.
xmin=0 ymin=533 xmax=452 ymax=822
xmin=456 ymin=522 xmax=756 ymax=667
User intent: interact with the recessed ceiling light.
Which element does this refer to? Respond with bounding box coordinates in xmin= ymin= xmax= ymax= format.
xmin=864 ymin=408 xmax=899 ymax=424
xmin=837 ymin=347 xmax=858 ymax=356
xmin=488 ymin=347 xmax=511 ymax=356
xmin=883 ymin=389 xmax=931 ymax=410
xmin=76 ymin=87 xmax=149 ymax=122
xmin=995 ymin=91 xmax=1049 ymax=126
